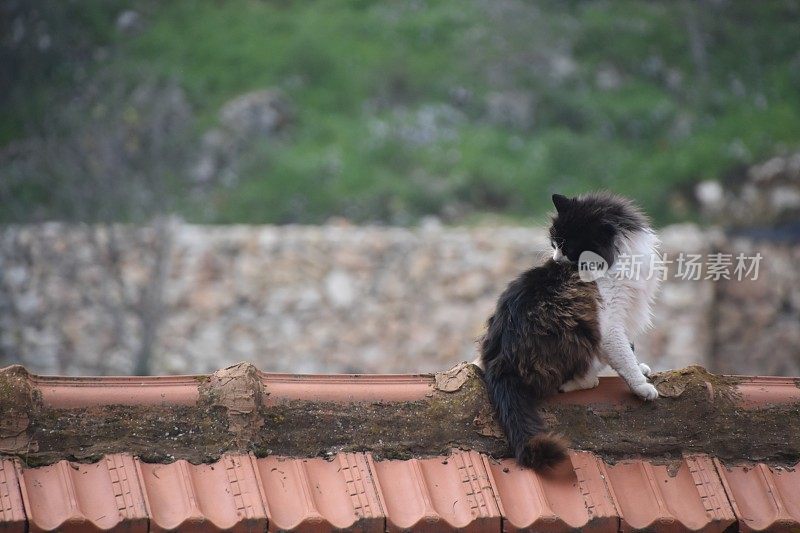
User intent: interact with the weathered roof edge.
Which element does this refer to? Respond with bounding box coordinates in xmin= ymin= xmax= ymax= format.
xmin=7 ymin=361 xmax=800 ymax=407
xmin=2 ymin=362 xmax=800 ymax=468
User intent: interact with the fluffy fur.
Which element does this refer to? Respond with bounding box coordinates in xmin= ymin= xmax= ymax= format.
xmin=479 ymin=192 xmax=660 ymax=470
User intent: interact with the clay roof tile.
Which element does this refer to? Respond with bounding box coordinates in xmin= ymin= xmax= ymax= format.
xmin=2 ymin=364 xmax=800 ymax=532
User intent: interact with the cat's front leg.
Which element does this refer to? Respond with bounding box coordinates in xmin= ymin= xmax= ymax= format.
xmin=601 ymin=329 xmax=658 ymax=400
xmin=630 ymin=343 xmax=652 ymax=377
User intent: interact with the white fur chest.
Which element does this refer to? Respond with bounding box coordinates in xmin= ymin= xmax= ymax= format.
xmin=596 ymin=229 xmax=661 ymax=339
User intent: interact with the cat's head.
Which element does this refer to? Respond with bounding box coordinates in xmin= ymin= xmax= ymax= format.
xmin=549 ymin=192 xmax=649 ymax=266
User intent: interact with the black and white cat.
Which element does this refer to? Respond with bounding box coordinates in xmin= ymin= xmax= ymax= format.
xmin=477 ymin=192 xmax=660 ymax=470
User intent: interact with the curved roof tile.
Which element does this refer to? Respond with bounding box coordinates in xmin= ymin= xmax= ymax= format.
xmin=2 ymin=364 xmax=799 ymax=532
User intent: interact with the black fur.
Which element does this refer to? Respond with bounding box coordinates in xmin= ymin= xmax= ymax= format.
xmin=481 ymin=259 xmax=600 ymax=470
xmin=521 ymin=433 xmax=571 ymax=470
xmin=481 ymin=192 xmax=646 ymax=470
xmin=550 ymin=192 xmax=648 ymax=266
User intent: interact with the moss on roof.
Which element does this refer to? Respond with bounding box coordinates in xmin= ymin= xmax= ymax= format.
xmin=1 ymin=363 xmax=799 ymax=468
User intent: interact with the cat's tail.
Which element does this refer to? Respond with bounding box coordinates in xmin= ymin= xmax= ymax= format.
xmin=483 ymin=366 xmax=569 ymax=470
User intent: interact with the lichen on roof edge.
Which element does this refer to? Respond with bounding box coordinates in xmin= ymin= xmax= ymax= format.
xmin=1 ymin=362 xmax=799 ymax=468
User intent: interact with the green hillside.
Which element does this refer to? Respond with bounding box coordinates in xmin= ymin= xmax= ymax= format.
xmin=3 ymin=0 xmax=800 ymax=225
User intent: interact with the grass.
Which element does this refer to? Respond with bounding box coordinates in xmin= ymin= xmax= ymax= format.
xmin=4 ymin=0 xmax=800 ymax=225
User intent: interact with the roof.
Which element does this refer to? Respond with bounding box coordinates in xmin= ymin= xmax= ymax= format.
xmin=4 ymin=449 xmax=800 ymax=531
xmin=1 ymin=363 xmax=799 ymax=532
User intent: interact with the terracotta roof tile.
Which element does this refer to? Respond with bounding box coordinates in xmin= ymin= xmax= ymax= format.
xmin=20 ymin=367 xmax=800 ymax=410
xmin=3 ymin=364 xmax=800 ymax=532
xmin=33 ymin=375 xmax=200 ymax=408
xmin=604 ymin=454 xmax=735 ymax=532
xmin=139 ymin=455 xmax=266 ymax=532
xmin=487 ymin=451 xmax=618 ymax=532
xmin=254 ymin=453 xmax=384 ymax=532
xmin=730 ymin=376 xmax=800 ymax=408
xmin=261 ymin=373 xmax=434 ymax=404
xmin=714 ymin=459 xmax=800 ymax=532
xmin=0 ymin=459 xmax=25 ymax=533
xmin=373 ymin=450 xmax=501 ymax=532
xmin=20 ymin=454 xmax=148 ymax=532
xmin=9 ymin=451 xmax=800 ymax=532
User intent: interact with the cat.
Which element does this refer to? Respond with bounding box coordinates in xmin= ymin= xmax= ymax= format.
xmin=477 ymin=192 xmax=660 ymax=470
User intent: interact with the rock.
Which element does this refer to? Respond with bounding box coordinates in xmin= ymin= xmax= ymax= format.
xmin=1 ymin=221 xmax=798 ymax=377
xmin=695 ymin=180 xmax=724 ymax=210
xmin=549 ymin=54 xmax=577 ymax=81
xmin=595 ymin=64 xmax=624 ymax=90
xmin=391 ymin=104 xmax=466 ymax=146
xmin=116 ymin=10 xmax=141 ymax=34
xmin=191 ymin=90 xmax=292 ymax=189
xmin=485 ymin=91 xmax=536 ymax=130
xmin=192 ymin=129 xmax=236 ymax=186
xmin=199 ymin=362 xmax=264 ymax=447
xmin=325 ymin=270 xmax=356 ymax=308
xmin=434 ymin=361 xmax=473 ymax=392
xmin=219 ymin=90 xmax=292 ymax=139
xmin=695 ymin=151 xmax=800 ymax=227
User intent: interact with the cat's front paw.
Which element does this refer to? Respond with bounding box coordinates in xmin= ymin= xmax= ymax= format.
xmin=560 ymin=375 xmax=600 ymax=393
xmin=559 ymin=379 xmax=578 ymax=393
xmin=632 ymin=382 xmax=658 ymax=401
xmin=584 ymin=375 xmax=600 ymax=389
xmin=639 ymin=363 xmax=652 ymax=377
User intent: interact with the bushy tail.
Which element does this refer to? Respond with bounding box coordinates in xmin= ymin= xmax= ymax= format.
xmin=483 ymin=367 xmax=568 ymax=470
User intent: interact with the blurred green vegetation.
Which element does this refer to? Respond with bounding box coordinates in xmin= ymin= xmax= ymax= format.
xmin=3 ymin=0 xmax=800 ymax=225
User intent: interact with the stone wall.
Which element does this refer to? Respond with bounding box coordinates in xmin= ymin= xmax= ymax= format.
xmin=1 ymin=222 xmax=798 ymax=376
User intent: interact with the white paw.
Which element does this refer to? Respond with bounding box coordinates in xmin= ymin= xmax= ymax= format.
xmin=633 ymin=382 xmax=659 ymax=401
xmin=583 ymin=376 xmax=600 ymax=389
xmin=639 ymin=363 xmax=652 ymax=377
xmin=559 ymin=375 xmax=599 ymax=393
xmin=559 ymin=380 xmax=577 ymax=393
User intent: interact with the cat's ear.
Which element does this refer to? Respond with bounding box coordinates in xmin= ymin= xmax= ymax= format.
xmin=552 ymin=194 xmax=571 ymax=213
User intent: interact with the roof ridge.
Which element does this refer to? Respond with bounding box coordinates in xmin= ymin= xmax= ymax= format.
xmin=2 ymin=363 xmax=799 ymax=469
